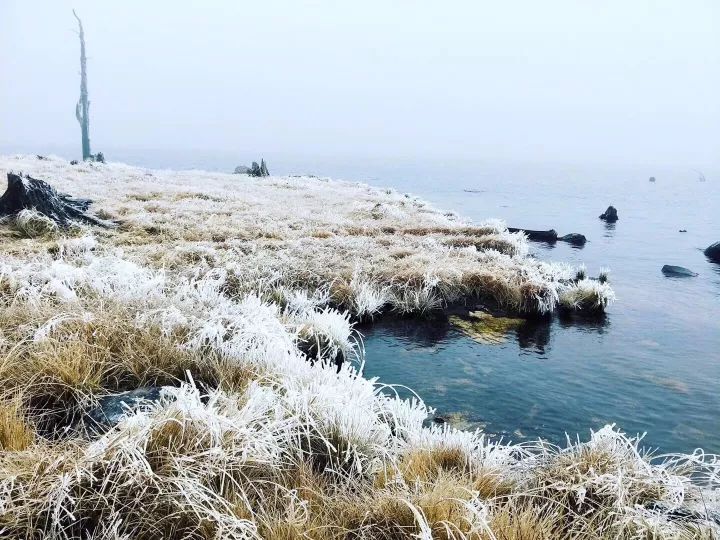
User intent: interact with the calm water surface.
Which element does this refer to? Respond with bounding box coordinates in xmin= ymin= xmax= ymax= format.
xmin=7 ymin=146 xmax=719 ymax=454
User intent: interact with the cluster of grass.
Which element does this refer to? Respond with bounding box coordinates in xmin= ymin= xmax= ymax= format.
xmin=0 ymin=155 xmax=715 ymax=538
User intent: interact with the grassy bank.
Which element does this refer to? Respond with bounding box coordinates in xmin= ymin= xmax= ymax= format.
xmin=0 ymin=155 xmax=716 ymax=539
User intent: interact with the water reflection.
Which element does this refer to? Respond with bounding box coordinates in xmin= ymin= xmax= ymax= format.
xmin=362 ymin=310 xmax=610 ymax=359
xmin=358 ymin=316 xmax=452 ymax=348
xmin=603 ymin=221 xmax=616 ymax=237
xmin=516 ymin=319 xmax=551 ymax=353
xmin=557 ymin=311 xmax=610 ymax=334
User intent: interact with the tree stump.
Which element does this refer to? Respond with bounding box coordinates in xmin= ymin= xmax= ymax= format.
xmin=0 ymin=172 xmax=113 ymax=228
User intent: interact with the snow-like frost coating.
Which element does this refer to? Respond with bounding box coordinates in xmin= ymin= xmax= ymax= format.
xmin=0 ymin=156 xmax=715 ymax=539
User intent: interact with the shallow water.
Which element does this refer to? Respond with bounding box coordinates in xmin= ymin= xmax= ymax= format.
xmin=7 ymin=146 xmax=719 ymax=454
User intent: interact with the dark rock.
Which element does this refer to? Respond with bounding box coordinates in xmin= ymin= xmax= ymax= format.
xmin=679 ymin=229 xmax=687 ymax=233
xmin=70 ymin=160 xmax=79 ymax=165
xmin=704 ymin=241 xmax=720 ymax=263
xmin=84 ymin=387 xmax=164 ymax=431
xmin=233 ymin=165 xmax=251 ymax=174
xmin=599 ymin=206 xmax=618 ymax=222
xmin=36 ymin=155 xmax=48 ymax=160
xmin=508 ymin=228 xmax=587 ymax=246
xmin=559 ymin=233 xmax=587 ymax=246
xmin=649 ymin=176 xmax=656 ymax=182
xmin=507 ymin=228 xmax=558 ymax=243
xmin=661 ymin=265 xmax=698 ymax=277
xmin=94 ymin=151 xmax=105 ymax=163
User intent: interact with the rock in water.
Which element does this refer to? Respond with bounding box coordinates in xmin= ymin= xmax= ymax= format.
xmin=559 ymin=233 xmax=587 ymax=246
xmin=599 ymin=206 xmax=618 ymax=222
xmin=661 ymin=265 xmax=698 ymax=277
xmin=704 ymin=242 xmax=720 ymax=263
xmin=233 ymin=165 xmax=251 ymax=174
xmin=649 ymin=176 xmax=656 ymax=182
xmin=84 ymin=387 xmax=165 ymax=431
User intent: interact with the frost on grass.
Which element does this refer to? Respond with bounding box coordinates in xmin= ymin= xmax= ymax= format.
xmin=0 ymin=156 xmax=715 ymax=539
xmin=0 ymin=155 xmax=612 ymax=317
xmin=14 ymin=208 xmax=59 ymax=238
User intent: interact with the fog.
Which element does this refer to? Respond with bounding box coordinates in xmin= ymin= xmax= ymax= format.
xmin=1 ymin=1 xmax=718 ymax=169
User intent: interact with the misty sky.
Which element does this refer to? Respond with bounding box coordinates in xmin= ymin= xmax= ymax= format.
xmin=1 ymin=1 xmax=718 ymax=168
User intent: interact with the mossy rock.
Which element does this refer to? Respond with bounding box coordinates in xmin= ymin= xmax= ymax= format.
xmin=449 ymin=311 xmax=525 ymax=345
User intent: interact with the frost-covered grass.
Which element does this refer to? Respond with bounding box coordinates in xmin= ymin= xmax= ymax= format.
xmin=0 ymin=155 xmax=716 ymax=539
xmin=1 ymin=155 xmax=611 ymax=317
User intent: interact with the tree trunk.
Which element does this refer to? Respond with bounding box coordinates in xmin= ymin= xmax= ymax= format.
xmin=73 ymin=10 xmax=92 ymax=161
xmin=0 ymin=172 xmax=113 ymax=228
xmin=507 ymin=228 xmax=558 ymax=243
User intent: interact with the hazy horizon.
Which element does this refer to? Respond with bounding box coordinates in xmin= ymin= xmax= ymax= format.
xmin=1 ymin=1 xmax=718 ymax=170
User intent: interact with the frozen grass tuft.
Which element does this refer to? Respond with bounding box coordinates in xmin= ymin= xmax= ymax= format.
xmin=14 ymin=208 xmax=59 ymax=238
xmin=559 ymin=278 xmax=616 ymax=311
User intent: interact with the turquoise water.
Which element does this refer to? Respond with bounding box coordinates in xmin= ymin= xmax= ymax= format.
xmin=6 ymin=146 xmax=719 ymax=454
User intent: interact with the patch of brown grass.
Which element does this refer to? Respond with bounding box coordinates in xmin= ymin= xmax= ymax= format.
xmin=0 ymin=398 xmax=35 ymax=451
xmin=484 ymin=504 xmax=556 ymax=540
xmin=311 ymin=230 xmax=335 ymax=239
xmin=0 ymin=312 xmax=257 ymax=436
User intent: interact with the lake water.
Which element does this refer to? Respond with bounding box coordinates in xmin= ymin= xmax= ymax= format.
xmin=6 ymin=146 xmax=720 ymax=454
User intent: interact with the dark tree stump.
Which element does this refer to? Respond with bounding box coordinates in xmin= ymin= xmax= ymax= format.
xmin=249 ymin=159 xmax=270 ymax=177
xmin=0 ymin=172 xmax=114 ymax=228
xmin=508 ymin=227 xmax=558 ymax=243
xmin=508 ymin=227 xmax=586 ymax=246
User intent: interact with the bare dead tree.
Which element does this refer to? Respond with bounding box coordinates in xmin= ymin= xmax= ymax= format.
xmin=73 ymin=10 xmax=92 ymax=161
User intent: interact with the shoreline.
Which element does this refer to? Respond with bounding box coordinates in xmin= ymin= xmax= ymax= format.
xmin=0 ymin=154 xmax=717 ymax=538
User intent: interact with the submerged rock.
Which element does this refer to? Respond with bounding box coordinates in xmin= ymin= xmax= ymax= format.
xmin=83 ymin=387 xmax=165 ymax=432
xmin=661 ymin=265 xmax=698 ymax=277
xmin=432 ymin=412 xmax=486 ymax=431
xmin=704 ymin=241 xmax=720 ymax=263
xmin=449 ymin=311 xmax=525 ymax=345
xmin=599 ymin=206 xmax=618 ymax=222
